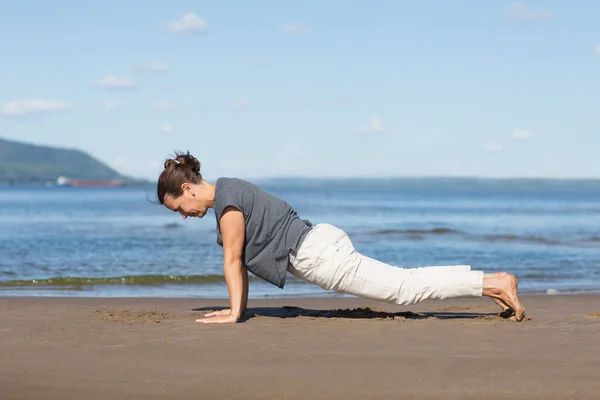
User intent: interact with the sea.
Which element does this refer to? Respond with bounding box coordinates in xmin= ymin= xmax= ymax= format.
xmin=1 ymin=178 xmax=599 ymax=299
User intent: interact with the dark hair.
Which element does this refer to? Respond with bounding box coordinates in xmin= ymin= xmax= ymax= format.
xmin=156 ymin=151 xmax=203 ymax=204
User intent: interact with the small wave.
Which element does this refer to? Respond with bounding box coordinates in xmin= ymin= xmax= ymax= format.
xmin=164 ymin=222 xmax=184 ymax=229
xmin=482 ymin=234 xmax=563 ymax=246
xmin=0 ymin=274 xmax=312 ymax=287
xmin=0 ymin=274 xmax=229 ymax=287
xmin=370 ymin=228 xmax=597 ymax=247
xmin=517 ymin=273 xmax=582 ymax=279
xmin=373 ymin=228 xmax=461 ymax=236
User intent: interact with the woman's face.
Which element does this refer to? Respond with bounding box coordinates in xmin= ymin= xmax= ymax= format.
xmin=163 ymin=184 xmax=209 ymax=219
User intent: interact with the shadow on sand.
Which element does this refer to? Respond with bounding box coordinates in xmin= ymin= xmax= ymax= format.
xmin=192 ymin=305 xmax=509 ymax=322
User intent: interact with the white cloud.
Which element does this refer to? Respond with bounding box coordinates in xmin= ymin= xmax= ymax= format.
xmin=484 ymin=142 xmax=503 ymax=153
xmin=229 ymin=98 xmax=253 ymax=110
xmin=159 ymin=123 xmax=173 ymax=133
xmin=95 ymin=75 xmax=136 ymax=89
xmin=1 ymin=99 xmax=70 ymax=117
xmin=247 ymin=55 xmax=261 ymax=66
xmin=154 ymin=101 xmax=177 ymax=111
xmin=166 ymin=13 xmax=207 ymax=34
xmin=103 ymin=101 xmax=120 ymax=110
xmin=595 ymin=44 xmax=600 ymax=56
xmin=282 ymin=25 xmax=308 ymax=35
xmin=508 ymin=2 xmax=553 ymax=21
xmin=134 ymin=62 xmax=169 ymax=73
xmin=512 ymin=128 xmax=532 ymax=140
xmin=358 ymin=117 xmax=386 ymax=134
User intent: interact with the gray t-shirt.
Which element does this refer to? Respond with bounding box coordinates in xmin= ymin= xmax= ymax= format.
xmin=213 ymin=177 xmax=312 ymax=288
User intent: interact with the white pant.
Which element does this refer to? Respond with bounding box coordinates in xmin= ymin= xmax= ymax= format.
xmin=288 ymin=224 xmax=483 ymax=305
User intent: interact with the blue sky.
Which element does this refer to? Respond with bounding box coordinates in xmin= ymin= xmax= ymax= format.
xmin=1 ymin=1 xmax=599 ymax=180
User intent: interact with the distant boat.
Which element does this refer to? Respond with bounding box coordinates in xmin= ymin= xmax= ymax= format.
xmin=56 ymin=176 xmax=143 ymax=188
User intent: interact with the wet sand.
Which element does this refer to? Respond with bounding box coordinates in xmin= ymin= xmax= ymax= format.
xmin=1 ymin=294 xmax=599 ymax=399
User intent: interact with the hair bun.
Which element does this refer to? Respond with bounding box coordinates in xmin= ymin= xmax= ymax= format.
xmin=164 ymin=151 xmax=201 ymax=175
xmin=163 ymin=159 xmax=179 ymax=169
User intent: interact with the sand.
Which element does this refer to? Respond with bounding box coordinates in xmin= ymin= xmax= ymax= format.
xmin=1 ymin=294 xmax=599 ymax=399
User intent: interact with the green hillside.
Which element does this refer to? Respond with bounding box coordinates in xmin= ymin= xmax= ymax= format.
xmin=0 ymin=138 xmax=135 ymax=185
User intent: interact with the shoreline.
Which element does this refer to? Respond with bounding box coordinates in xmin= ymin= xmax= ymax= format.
xmin=1 ymin=284 xmax=600 ymax=299
xmin=2 ymin=294 xmax=600 ymax=399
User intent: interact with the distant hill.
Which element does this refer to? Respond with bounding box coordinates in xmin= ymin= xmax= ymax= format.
xmin=0 ymin=138 xmax=140 ymax=185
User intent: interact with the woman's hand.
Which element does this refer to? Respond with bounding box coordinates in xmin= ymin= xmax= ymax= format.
xmin=196 ymin=309 xmax=240 ymax=324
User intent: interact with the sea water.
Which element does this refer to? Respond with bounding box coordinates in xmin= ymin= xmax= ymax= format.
xmin=1 ymin=178 xmax=599 ymax=298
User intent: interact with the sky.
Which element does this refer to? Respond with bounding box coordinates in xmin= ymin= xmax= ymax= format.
xmin=1 ymin=1 xmax=599 ymax=181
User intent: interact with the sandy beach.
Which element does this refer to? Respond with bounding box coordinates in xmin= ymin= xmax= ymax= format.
xmin=1 ymin=294 xmax=599 ymax=399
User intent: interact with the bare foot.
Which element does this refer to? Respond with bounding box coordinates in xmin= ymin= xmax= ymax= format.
xmin=482 ymin=273 xmax=525 ymax=322
xmin=487 ymin=273 xmax=515 ymax=318
xmin=492 ymin=298 xmax=515 ymax=318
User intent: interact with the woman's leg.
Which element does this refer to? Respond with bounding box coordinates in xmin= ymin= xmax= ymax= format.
xmin=417 ymin=266 xmax=514 ymax=314
xmin=290 ymin=224 xmax=524 ymax=320
xmin=402 ymin=266 xmax=516 ymax=315
xmin=290 ymin=224 xmax=483 ymax=304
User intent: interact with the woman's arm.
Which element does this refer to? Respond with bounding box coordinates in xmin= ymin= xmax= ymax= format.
xmin=241 ymin=264 xmax=249 ymax=314
xmin=197 ymin=206 xmax=248 ymax=324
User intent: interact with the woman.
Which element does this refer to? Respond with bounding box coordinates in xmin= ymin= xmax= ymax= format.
xmin=157 ymin=151 xmax=525 ymax=324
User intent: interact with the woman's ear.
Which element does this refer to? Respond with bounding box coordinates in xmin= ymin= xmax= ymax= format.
xmin=181 ymin=182 xmax=193 ymax=195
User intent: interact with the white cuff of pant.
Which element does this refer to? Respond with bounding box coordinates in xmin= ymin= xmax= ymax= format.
xmin=447 ymin=270 xmax=484 ymax=298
